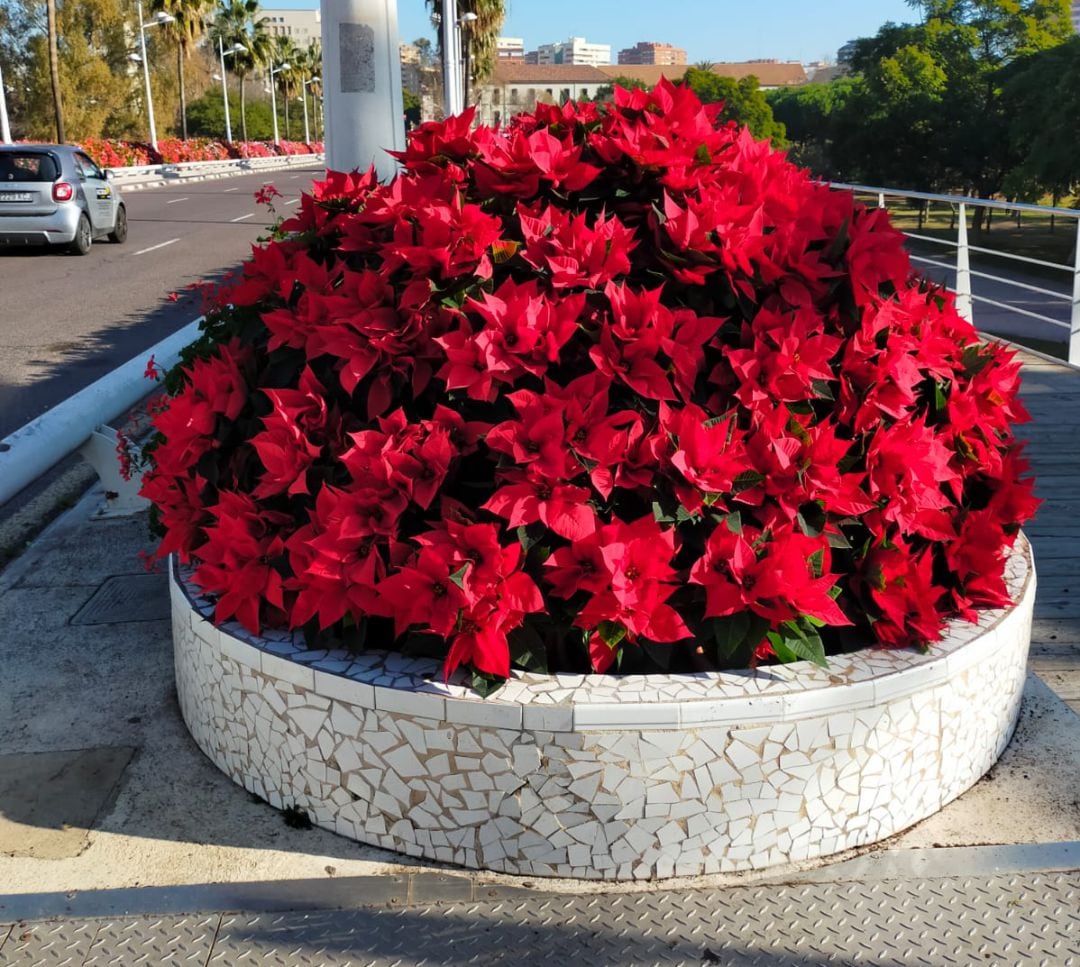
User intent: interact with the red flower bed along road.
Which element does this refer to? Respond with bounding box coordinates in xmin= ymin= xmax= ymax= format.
xmin=141 ymin=81 xmax=1038 ymax=693
xmin=76 ymin=138 xmax=324 ymax=168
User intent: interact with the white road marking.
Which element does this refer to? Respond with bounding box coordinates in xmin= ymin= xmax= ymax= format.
xmin=165 ymin=197 xmax=189 ymax=204
xmin=133 ymin=238 xmax=180 ymax=256
xmin=230 ymin=212 xmax=255 ymax=222
xmin=223 ymin=187 xmax=240 ymax=192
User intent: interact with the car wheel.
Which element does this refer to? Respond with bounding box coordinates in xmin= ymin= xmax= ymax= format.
xmin=108 ymin=205 xmax=128 ymax=244
xmin=69 ymin=214 xmax=92 ymax=256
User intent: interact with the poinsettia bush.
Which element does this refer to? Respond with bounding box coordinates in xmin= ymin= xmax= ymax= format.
xmin=140 ymin=81 xmax=1038 ymax=693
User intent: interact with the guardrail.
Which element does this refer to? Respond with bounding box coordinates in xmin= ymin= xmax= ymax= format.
xmin=107 ymin=153 xmax=325 ymax=183
xmin=829 ymin=182 xmax=1080 ymax=366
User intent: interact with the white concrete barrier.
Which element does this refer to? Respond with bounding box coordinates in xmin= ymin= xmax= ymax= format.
xmin=0 ymin=318 xmax=203 ymax=507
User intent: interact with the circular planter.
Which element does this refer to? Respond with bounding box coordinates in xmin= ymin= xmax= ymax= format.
xmin=171 ymin=536 xmax=1034 ymax=881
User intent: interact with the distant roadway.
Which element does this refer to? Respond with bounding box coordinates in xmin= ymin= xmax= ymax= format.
xmin=0 ymin=164 xmax=324 ymax=438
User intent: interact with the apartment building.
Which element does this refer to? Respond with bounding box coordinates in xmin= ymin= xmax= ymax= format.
xmin=617 ymin=41 xmax=687 ymax=66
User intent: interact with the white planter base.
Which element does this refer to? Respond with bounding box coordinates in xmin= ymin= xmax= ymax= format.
xmin=172 ymin=537 xmax=1034 ymax=881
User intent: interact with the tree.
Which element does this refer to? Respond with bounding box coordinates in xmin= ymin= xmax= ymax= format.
xmin=766 ymin=78 xmax=856 ymax=175
xmin=682 ymin=67 xmax=786 ymax=143
xmin=151 ymin=0 xmax=212 ymax=140
xmin=1000 ymin=35 xmax=1080 ymax=204
xmin=270 ymin=33 xmax=299 ymax=138
xmin=46 ymin=0 xmax=62 ymax=140
xmin=829 ymin=0 xmax=1073 ymax=205
xmin=426 ymin=0 xmax=505 ymax=101
xmin=590 ymin=75 xmax=650 ymax=102
xmin=210 ymin=0 xmax=270 ymax=143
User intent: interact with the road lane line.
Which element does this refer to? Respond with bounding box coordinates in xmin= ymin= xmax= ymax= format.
xmin=230 ymin=213 xmax=255 ymax=222
xmin=223 ymin=187 xmax=240 ymax=192
xmin=133 ymin=238 xmax=180 ymax=256
xmin=165 ymin=197 xmax=189 ymax=204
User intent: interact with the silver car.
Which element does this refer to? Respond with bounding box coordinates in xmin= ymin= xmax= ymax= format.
xmin=0 ymin=143 xmax=128 ymax=255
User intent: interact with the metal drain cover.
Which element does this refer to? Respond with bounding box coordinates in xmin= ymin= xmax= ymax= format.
xmin=71 ymin=572 xmax=170 ymax=625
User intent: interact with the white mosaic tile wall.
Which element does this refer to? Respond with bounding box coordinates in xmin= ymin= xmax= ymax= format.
xmin=171 ymin=538 xmax=1034 ymax=881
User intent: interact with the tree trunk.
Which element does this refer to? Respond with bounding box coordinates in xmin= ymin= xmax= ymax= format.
xmin=46 ymin=0 xmax=64 ymax=143
xmin=240 ymin=75 xmax=247 ymax=143
xmin=178 ymin=42 xmax=188 ymax=140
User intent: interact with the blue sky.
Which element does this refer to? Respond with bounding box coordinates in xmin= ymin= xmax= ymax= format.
xmin=258 ymin=0 xmax=919 ymax=63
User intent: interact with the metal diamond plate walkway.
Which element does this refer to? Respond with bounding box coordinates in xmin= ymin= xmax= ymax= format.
xmin=2 ymin=869 xmax=1078 ymax=966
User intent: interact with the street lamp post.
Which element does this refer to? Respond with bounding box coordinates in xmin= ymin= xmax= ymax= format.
xmin=136 ymin=3 xmax=174 ymax=148
xmin=218 ymin=38 xmax=246 ymax=143
xmin=458 ymin=11 xmax=477 ymax=107
xmin=0 ymin=64 xmax=11 ymax=144
xmin=302 ymin=76 xmax=320 ymax=144
xmin=268 ymin=62 xmax=291 ymax=146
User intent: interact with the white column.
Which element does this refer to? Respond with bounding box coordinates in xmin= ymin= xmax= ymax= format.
xmin=1070 ymin=217 xmax=1080 ymax=367
xmin=320 ymin=0 xmax=405 ymax=181
xmin=0 ymin=63 xmax=11 ymax=144
xmin=954 ymin=203 xmax=973 ymax=323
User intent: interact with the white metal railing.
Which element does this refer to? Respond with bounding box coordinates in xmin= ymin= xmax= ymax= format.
xmin=107 ymin=153 xmax=325 ymax=182
xmin=829 ymin=182 xmax=1080 ymax=366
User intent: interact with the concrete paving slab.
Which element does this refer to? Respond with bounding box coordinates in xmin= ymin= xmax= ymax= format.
xmin=0 ymin=747 xmax=134 ymax=860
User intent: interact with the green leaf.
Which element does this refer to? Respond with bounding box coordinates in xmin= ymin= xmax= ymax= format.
xmin=597 ymin=620 xmax=627 ymax=649
xmin=826 ymin=529 xmax=852 ymax=550
xmin=768 ymin=628 xmax=828 ymax=667
xmin=808 ymin=547 xmax=826 ymax=578
xmin=676 ymin=504 xmax=699 ymax=523
xmin=797 ymin=502 xmax=827 ymax=538
xmin=470 ymin=669 xmax=506 ymax=698
xmin=962 ymin=344 xmax=992 ymax=377
xmin=723 ymin=510 xmax=743 ymax=534
xmin=508 ymin=622 xmax=548 ymax=674
xmin=712 ymin=611 xmax=751 ymax=659
xmin=733 ymin=470 xmax=766 ymax=493
xmin=934 ymin=380 xmax=949 ymax=413
xmin=811 ymin=378 xmax=836 ymax=401
xmin=652 ymin=500 xmax=675 ymax=524
xmin=448 ymin=563 xmax=471 ymax=589
xmin=695 ymin=142 xmax=712 ymax=164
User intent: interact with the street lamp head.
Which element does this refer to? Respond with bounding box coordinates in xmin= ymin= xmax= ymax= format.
xmin=128 ymin=52 xmax=143 ymax=62
xmin=151 ymin=11 xmax=174 ymax=25
xmin=212 ymin=72 xmax=222 ymax=81
xmin=459 ymin=12 xmax=479 ymax=24
xmin=230 ymin=43 xmax=247 ymax=53
xmin=280 ymin=63 xmax=291 ymax=70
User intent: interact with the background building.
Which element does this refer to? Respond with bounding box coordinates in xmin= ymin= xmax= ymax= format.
xmin=598 ymin=60 xmax=807 ymax=90
xmin=1072 ymin=0 xmax=1080 ymax=32
xmin=535 ymin=37 xmax=612 ymax=67
xmin=617 ymin=41 xmax=687 ymax=66
xmin=496 ymin=37 xmax=526 ymax=60
xmin=263 ymin=8 xmax=320 ymax=47
xmin=476 ymin=63 xmax=609 ymax=125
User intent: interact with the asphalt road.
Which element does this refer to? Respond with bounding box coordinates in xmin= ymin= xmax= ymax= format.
xmin=0 ymin=164 xmax=324 ymax=438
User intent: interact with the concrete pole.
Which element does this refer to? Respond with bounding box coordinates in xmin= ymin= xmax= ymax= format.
xmin=0 ymin=63 xmax=11 ymax=144
xmin=302 ymin=80 xmax=311 ymax=144
xmin=440 ymin=0 xmax=459 ymax=116
xmin=320 ymin=0 xmax=405 ymax=180
xmin=219 ymin=35 xmax=233 ymax=143
xmin=270 ymin=67 xmax=280 ymax=146
xmin=137 ymin=2 xmax=158 ymax=149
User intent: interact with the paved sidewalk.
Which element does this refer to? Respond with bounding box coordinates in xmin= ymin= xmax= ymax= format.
xmin=0 ymin=349 xmax=1077 ymax=965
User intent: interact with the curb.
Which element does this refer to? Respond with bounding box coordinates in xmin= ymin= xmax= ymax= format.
xmin=0 ymin=318 xmax=203 ymax=509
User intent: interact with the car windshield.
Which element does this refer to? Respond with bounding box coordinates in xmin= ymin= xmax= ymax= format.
xmin=0 ymin=153 xmax=60 ymax=183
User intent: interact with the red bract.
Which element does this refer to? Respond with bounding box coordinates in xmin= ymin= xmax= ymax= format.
xmin=142 ymin=80 xmax=1037 ymax=693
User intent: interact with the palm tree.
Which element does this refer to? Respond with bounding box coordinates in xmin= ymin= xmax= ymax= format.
xmin=270 ymin=34 xmax=300 ymax=140
xmin=426 ymin=0 xmax=505 ymax=101
xmin=152 ymin=0 xmax=212 ymax=139
xmin=211 ymin=0 xmax=270 ymax=143
xmin=297 ymin=40 xmax=322 ymax=141
xmin=46 ymin=0 xmax=64 ymax=141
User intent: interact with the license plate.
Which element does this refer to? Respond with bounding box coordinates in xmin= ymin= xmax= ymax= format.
xmin=0 ymin=192 xmax=34 ymax=202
